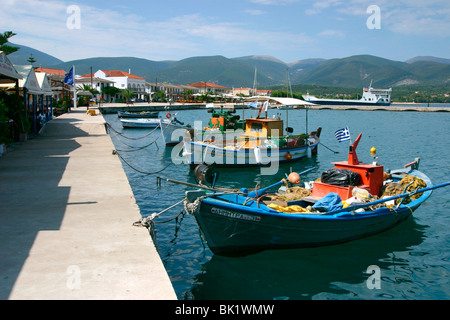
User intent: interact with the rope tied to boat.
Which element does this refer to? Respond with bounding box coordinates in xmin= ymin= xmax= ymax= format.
xmin=133 ymin=199 xmax=185 ymax=228
xmin=184 ymin=196 xmax=205 ymax=216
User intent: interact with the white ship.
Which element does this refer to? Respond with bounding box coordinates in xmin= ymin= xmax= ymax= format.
xmin=303 ymin=82 xmax=392 ymax=106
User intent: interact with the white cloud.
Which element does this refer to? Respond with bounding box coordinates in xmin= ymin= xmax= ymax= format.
xmin=0 ymin=0 xmax=317 ymax=62
xmin=318 ymin=29 xmax=345 ymax=38
xmin=249 ymin=0 xmax=300 ymax=5
xmin=244 ymin=9 xmax=266 ymax=15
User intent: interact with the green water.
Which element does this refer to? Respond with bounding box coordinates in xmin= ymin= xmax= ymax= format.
xmin=105 ymin=106 xmax=450 ymax=300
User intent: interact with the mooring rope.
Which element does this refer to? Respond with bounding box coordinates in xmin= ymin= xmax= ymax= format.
xmin=133 ymin=199 xmax=185 ymax=227
xmin=115 ymin=149 xmax=174 ymax=175
xmin=105 ymin=121 xmax=161 ymax=140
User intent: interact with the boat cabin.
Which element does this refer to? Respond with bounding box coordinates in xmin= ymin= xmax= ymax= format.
xmin=311 ymin=133 xmax=385 ymax=200
xmin=239 ymin=118 xmax=284 ymax=148
xmin=207 ymin=107 xmax=245 ymax=131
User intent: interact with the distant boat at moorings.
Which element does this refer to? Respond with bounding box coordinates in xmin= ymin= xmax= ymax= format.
xmin=120 ymin=117 xmax=170 ymax=128
xmin=184 ymin=134 xmax=449 ymax=256
xmin=183 ymin=97 xmax=321 ymax=168
xmin=117 ymin=110 xmax=159 ymax=118
xmin=303 ymin=83 xmax=392 ymax=106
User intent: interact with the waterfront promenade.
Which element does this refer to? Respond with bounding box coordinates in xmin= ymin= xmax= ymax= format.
xmin=0 ymin=107 xmax=177 ymax=300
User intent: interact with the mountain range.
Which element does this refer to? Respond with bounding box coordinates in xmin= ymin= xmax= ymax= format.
xmin=8 ymin=42 xmax=450 ymax=89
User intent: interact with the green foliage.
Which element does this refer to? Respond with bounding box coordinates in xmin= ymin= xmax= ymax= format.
xmin=0 ymin=31 xmax=20 ymax=55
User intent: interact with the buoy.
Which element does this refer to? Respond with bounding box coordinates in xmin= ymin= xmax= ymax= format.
xmin=285 ymin=152 xmax=292 ymax=161
xmin=166 ymin=112 xmax=172 ymax=119
xmin=254 ymin=147 xmax=262 ymax=164
xmin=370 ymin=147 xmax=377 ymax=156
xmin=288 ymin=172 xmax=301 ymax=185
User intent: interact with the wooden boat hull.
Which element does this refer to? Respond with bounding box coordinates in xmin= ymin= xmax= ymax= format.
xmin=188 ymin=169 xmax=432 ymax=256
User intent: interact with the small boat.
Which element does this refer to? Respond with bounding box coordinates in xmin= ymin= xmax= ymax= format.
xmin=183 ymin=97 xmax=321 ymax=168
xmin=160 ymin=118 xmax=193 ymax=146
xmin=184 ymin=133 xmax=448 ymax=256
xmin=161 ymin=105 xmax=246 ymax=146
xmin=118 ymin=110 xmax=159 ymax=118
xmin=120 ymin=118 xmax=170 ymax=128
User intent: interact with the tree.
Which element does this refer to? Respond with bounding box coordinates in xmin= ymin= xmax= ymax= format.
xmin=0 ymin=31 xmax=20 ymax=55
xmin=27 ymin=53 xmax=37 ymax=66
xmin=102 ymin=86 xmax=121 ymax=102
xmin=121 ymin=88 xmax=135 ymax=104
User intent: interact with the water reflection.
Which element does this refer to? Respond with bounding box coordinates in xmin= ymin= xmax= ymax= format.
xmin=189 ymin=218 xmax=427 ymax=300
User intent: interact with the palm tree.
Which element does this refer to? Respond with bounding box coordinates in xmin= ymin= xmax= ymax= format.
xmin=0 ymin=31 xmax=20 ymax=55
xmin=121 ymin=88 xmax=135 ymax=104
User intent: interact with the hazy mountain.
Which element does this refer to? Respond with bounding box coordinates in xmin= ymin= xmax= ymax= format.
xmin=7 ymin=42 xmax=63 ymax=66
xmin=13 ymin=43 xmax=449 ymax=89
xmin=153 ymin=55 xmax=274 ymax=88
xmin=52 ymin=57 xmax=174 ymax=78
xmin=406 ymin=56 xmax=450 ymax=65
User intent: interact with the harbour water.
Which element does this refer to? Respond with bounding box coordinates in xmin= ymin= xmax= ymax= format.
xmin=104 ymin=105 xmax=449 ymax=300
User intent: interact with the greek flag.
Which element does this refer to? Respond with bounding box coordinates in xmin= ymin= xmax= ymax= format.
xmin=64 ymin=67 xmax=74 ymax=86
xmin=335 ymin=127 xmax=351 ymax=143
xmin=247 ymin=100 xmax=259 ymax=108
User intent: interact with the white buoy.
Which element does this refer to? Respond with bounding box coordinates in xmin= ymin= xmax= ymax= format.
xmin=254 ymin=146 xmax=262 ymax=164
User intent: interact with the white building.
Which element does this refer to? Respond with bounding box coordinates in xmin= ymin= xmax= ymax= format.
xmin=80 ymin=70 xmax=148 ymax=101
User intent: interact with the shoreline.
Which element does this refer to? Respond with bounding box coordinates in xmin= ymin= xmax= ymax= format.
xmin=97 ymin=102 xmax=449 ymax=114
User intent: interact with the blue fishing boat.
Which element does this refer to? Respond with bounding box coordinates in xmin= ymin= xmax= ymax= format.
xmin=184 ymin=133 xmax=449 ymax=256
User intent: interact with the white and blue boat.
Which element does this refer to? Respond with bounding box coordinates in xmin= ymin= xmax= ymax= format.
xmin=184 ymin=134 xmax=448 ymax=256
xmin=183 ymin=97 xmax=321 ymax=168
xmin=303 ymin=82 xmax=392 ymax=106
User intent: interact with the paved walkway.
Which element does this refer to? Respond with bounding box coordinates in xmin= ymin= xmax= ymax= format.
xmin=0 ymin=107 xmax=177 ymax=300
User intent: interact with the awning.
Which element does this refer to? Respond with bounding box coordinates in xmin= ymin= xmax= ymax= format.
xmin=20 ymin=67 xmax=42 ymax=94
xmin=245 ymin=96 xmax=317 ymax=106
xmin=36 ymin=73 xmax=53 ymax=96
xmin=0 ymin=51 xmax=22 ymax=82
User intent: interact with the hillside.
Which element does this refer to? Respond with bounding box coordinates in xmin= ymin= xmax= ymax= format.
xmin=10 ymin=42 xmax=449 ymax=89
xmin=52 ymin=57 xmax=174 ymax=78
xmin=7 ymin=42 xmax=63 ymax=66
xmin=151 ymin=55 xmax=272 ymax=87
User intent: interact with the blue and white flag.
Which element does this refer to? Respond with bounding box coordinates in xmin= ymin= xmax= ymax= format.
xmin=64 ymin=67 xmax=74 ymax=86
xmin=335 ymin=127 xmax=351 ymax=143
xmin=247 ymin=100 xmax=259 ymax=109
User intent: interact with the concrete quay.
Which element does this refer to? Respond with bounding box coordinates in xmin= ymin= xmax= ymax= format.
xmin=0 ymin=107 xmax=177 ymax=300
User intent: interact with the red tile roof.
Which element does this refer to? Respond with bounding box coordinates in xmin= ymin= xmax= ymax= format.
xmin=80 ymin=70 xmax=146 ymax=80
xmin=188 ymin=81 xmax=229 ymax=89
xmin=35 ymin=67 xmax=66 ymax=76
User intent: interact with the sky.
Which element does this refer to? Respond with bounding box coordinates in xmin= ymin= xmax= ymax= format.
xmin=1 ymin=0 xmax=449 ymax=63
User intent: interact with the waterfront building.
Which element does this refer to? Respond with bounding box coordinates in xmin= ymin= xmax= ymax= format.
xmin=80 ymin=70 xmax=148 ymax=101
xmin=187 ymin=81 xmax=230 ymax=95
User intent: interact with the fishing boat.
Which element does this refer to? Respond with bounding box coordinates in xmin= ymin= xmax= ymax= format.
xmin=183 ymin=97 xmax=321 ymax=168
xmin=303 ymin=82 xmax=392 ymax=106
xmin=160 ymin=105 xmax=246 ymax=146
xmin=120 ymin=117 xmax=170 ymax=128
xmin=184 ymin=133 xmax=448 ymax=256
xmin=117 ymin=110 xmax=159 ymax=118
xmin=160 ymin=118 xmax=192 ymax=146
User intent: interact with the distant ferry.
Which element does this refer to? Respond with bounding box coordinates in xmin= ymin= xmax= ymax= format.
xmin=303 ymin=84 xmax=392 ymax=106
